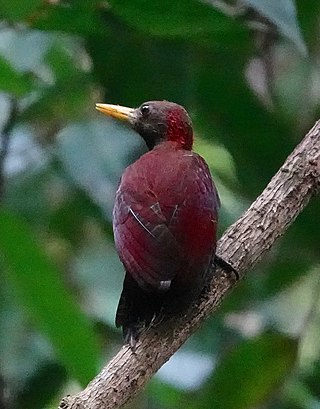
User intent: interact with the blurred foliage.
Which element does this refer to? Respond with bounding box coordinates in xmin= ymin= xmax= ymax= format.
xmin=0 ymin=1 xmax=319 ymax=408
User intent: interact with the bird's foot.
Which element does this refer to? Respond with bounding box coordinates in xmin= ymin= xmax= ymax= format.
xmin=124 ymin=324 xmax=143 ymax=351
xmin=214 ymin=255 xmax=239 ymax=281
xmin=149 ymin=308 xmax=165 ymax=327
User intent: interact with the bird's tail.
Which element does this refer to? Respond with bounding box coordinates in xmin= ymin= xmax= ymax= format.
xmin=115 ymin=273 xmax=162 ymax=348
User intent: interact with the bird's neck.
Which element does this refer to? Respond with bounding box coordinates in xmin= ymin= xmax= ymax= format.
xmin=153 ymin=140 xmax=192 ymax=152
xmin=166 ymin=109 xmax=193 ymax=150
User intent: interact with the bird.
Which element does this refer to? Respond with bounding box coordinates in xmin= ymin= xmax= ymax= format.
xmin=96 ymin=100 xmax=237 ymax=347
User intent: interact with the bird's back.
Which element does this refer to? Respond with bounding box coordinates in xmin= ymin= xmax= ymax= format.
xmin=113 ymin=143 xmax=219 ymax=342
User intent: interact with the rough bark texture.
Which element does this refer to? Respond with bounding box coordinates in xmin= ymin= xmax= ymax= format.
xmin=59 ymin=121 xmax=320 ymax=409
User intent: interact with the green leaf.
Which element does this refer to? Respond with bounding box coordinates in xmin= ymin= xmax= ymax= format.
xmin=295 ymin=0 xmax=320 ymax=47
xmin=49 ymin=190 xmax=112 ymax=246
xmin=31 ymin=3 xmax=107 ymax=36
xmin=0 ymin=208 xmax=100 ymax=385
xmin=194 ymin=137 xmax=238 ymax=186
xmin=21 ymin=43 xmax=92 ymax=123
xmin=242 ymin=0 xmax=307 ymax=54
xmin=0 ymin=0 xmax=42 ymax=20
xmin=0 ymin=56 xmax=33 ymax=96
xmin=56 ymin=119 xmax=142 ymax=216
xmin=148 ymin=379 xmax=184 ymax=408
xmin=193 ymin=49 xmax=292 ymax=197
xmin=194 ymin=332 xmax=298 ymax=409
xmin=262 ymin=257 xmax=310 ymax=297
xmin=283 ymin=379 xmax=320 ymax=409
xmin=107 ymin=0 xmax=247 ymax=43
xmin=16 ymin=362 xmax=67 ymax=409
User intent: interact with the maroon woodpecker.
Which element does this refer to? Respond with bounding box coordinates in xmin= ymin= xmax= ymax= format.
xmin=96 ymin=100 xmax=236 ymax=346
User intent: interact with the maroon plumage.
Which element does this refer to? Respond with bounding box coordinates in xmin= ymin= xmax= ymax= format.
xmin=96 ymin=101 xmax=221 ymax=346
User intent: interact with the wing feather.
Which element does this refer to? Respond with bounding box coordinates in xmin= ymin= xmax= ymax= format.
xmin=114 ymin=193 xmax=183 ymax=289
xmin=113 ymin=149 xmax=219 ymax=291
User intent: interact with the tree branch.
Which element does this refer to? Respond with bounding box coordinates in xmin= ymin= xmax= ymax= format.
xmin=59 ymin=121 xmax=320 ymax=409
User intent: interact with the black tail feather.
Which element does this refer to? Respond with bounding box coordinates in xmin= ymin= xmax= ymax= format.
xmin=115 ymin=273 xmax=162 ymax=346
xmin=115 ymin=270 xmax=210 ymax=347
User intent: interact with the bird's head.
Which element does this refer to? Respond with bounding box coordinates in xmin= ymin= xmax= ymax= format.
xmin=96 ymin=100 xmax=193 ymax=151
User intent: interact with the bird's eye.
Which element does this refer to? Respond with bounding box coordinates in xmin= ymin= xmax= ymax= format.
xmin=140 ymin=105 xmax=150 ymax=116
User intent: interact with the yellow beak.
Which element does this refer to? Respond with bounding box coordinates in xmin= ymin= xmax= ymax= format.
xmin=95 ymin=103 xmax=134 ymax=122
